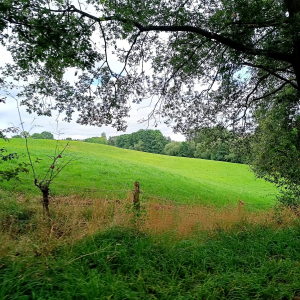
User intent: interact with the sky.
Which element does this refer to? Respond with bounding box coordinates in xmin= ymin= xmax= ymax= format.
xmin=0 ymin=44 xmax=186 ymax=141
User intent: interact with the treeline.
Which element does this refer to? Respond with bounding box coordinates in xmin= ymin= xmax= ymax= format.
xmin=107 ymin=128 xmax=250 ymax=164
xmin=162 ymin=126 xmax=251 ymax=164
xmin=12 ymin=131 xmax=54 ymax=139
xmin=186 ymin=126 xmax=251 ymax=164
xmin=11 ymin=131 xmax=109 ymax=144
xmin=108 ymin=130 xmax=171 ymax=154
xmin=83 ymin=133 xmax=108 ymax=145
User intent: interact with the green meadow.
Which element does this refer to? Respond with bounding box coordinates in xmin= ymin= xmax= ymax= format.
xmin=2 ymin=139 xmax=300 ymax=300
xmin=0 ymin=138 xmax=277 ymax=210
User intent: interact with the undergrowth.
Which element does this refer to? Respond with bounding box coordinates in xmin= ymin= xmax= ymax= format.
xmin=1 ymin=190 xmax=300 ymax=299
xmin=1 ymin=226 xmax=300 ymax=299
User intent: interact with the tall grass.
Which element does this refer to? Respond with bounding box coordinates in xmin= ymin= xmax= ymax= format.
xmin=1 ymin=190 xmax=300 ymax=299
xmin=0 ymin=189 xmax=298 ymax=259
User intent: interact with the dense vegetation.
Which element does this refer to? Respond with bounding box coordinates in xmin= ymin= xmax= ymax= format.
xmin=1 ymin=0 xmax=299 ymax=133
xmin=12 ymin=131 xmax=54 ymax=140
xmin=2 ymin=0 xmax=299 ymax=200
xmin=108 ymin=129 xmax=171 ymax=154
xmin=84 ymin=133 xmax=108 ymax=145
xmin=107 ymin=128 xmax=250 ymax=163
xmin=1 ymin=225 xmax=300 ymax=299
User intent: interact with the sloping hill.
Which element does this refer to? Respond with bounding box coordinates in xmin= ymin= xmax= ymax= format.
xmin=0 ymin=139 xmax=277 ymax=209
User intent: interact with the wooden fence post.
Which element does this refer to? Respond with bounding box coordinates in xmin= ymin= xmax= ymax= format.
xmin=238 ymin=199 xmax=245 ymax=214
xmin=133 ymin=181 xmax=140 ymax=210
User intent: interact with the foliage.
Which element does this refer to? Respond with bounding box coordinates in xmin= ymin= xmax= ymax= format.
xmin=226 ymin=134 xmax=253 ymax=164
xmin=192 ymin=126 xmax=230 ymax=161
xmin=2 ymin=0 xmax=300 ymax=200
xmin=31 ymin=133 xmax=45 ymax=139
xmin=114 ymin=129 xmax=170 ymax=154
xmin=131 ymin=140 xmax=144 ymax=151
xmin=251 ymin=88 xmax=300 ymax=208
xmin=31 ymin=131 xmax=54 ymax=139
xmin=41 ymin=131 xmax=54 ymax=139
xmin=84 ymin=136 xmax=107 ymax=144
xmin=0 ymin=162 xmax=30 ymax=182
xmin=163 ymin=141 xmax=182 ymax=156
xmin=189 ymin=126 xmax=251 ymax=163
xmin=107 ymin=136 xmax=117 ymax=146
xmin=2 ymin=226 xmax=300 ymax=299
xmin=178 ymin=141 xmax=195 ymax=158
xmin=0 ymin=0 xmax=299 ymax=133
xmin=0 ymin=128 xmax=29 ymax=182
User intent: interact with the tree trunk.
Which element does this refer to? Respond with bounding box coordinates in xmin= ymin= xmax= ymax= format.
xmin=40 ymin=184 xmax=51 ymax=219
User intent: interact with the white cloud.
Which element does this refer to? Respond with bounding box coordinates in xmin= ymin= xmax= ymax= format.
xmin=0 ymin=45 xmax=185 ymax=141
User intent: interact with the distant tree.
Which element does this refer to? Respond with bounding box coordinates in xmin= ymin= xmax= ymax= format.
xmin=114 ymin=129 xmax=169 ymax=154
xmin=226 ymin=134 xmax=252 ymax=164
xmin=41 ymin=131 xmax=54 ymax=140
xmin=178 ymin=142 xmax=195 ymax=158
xmin=101 ymin=132 xmax=107 ymax=139
xmin=115 ymin=134 xmax=131 ymax=149
xmin=65 ymin=137 xmax=72 ymax=140
xmin=133 ymin=140 xmax=144 ymax=151
xmin=191 ymin=126 xmax=230 ymax=161
xmin=32 ymin=133 xmax=45 ymax=139
xmin=164 ymin=142 xmax=182 ymax=156
xmin=11 ymin=135 xmax=22 ymax=139
xmin=107 ymin=136 xmax=117 ymax=146
xmin=84 ymin=136 xmax=107 ymax=145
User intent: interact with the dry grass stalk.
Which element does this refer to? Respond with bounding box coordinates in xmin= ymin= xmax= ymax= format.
xmin=1 ymin=195 xmax=299 ymax=258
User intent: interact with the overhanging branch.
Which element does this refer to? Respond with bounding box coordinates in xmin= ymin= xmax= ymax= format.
xmin=242 ymin=61 xmax=299 ymax=90
xmin=54 ymin=5 xmax=293 ymax=64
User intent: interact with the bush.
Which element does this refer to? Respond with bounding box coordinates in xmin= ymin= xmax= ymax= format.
xmin=32 ymin=133 xmax=45 ymax=139
xmin=84 ymin=136 xmax=107 ymax=144
xmin=163 ymin=142 xmax=182 ymax=156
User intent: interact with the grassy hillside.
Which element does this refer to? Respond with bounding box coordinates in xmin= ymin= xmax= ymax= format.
xmin=0 ymin=139 xmax=277 ymax=209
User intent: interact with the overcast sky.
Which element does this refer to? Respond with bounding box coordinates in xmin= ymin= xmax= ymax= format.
xmin=0 ymin=45 xmax=185 ymax=141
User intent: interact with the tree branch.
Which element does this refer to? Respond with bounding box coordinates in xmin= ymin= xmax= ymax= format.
xmin=242 ymin=61 xmax=299 ymax=89
xmin=56 ymin=6 xmax=293 ymax=64
xmin=251 ymin=82 xmax=289 ymax=102
xmin=229 ymin=18 xmax=287 ymax=28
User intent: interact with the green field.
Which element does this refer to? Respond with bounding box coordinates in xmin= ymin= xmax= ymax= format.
xmin=2 ymin=139 xmax=300 ymax=300
xmin=1 ymin=139 xmax=277 ymax=210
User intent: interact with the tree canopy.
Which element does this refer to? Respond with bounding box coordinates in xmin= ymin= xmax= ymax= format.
xmin=0 ymin=0 xmax=299 ymax=133
xmin=251 ymin=87 xmax=300 ymax=206
xmin=112 ymin=129 xmax=170 ymax=154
